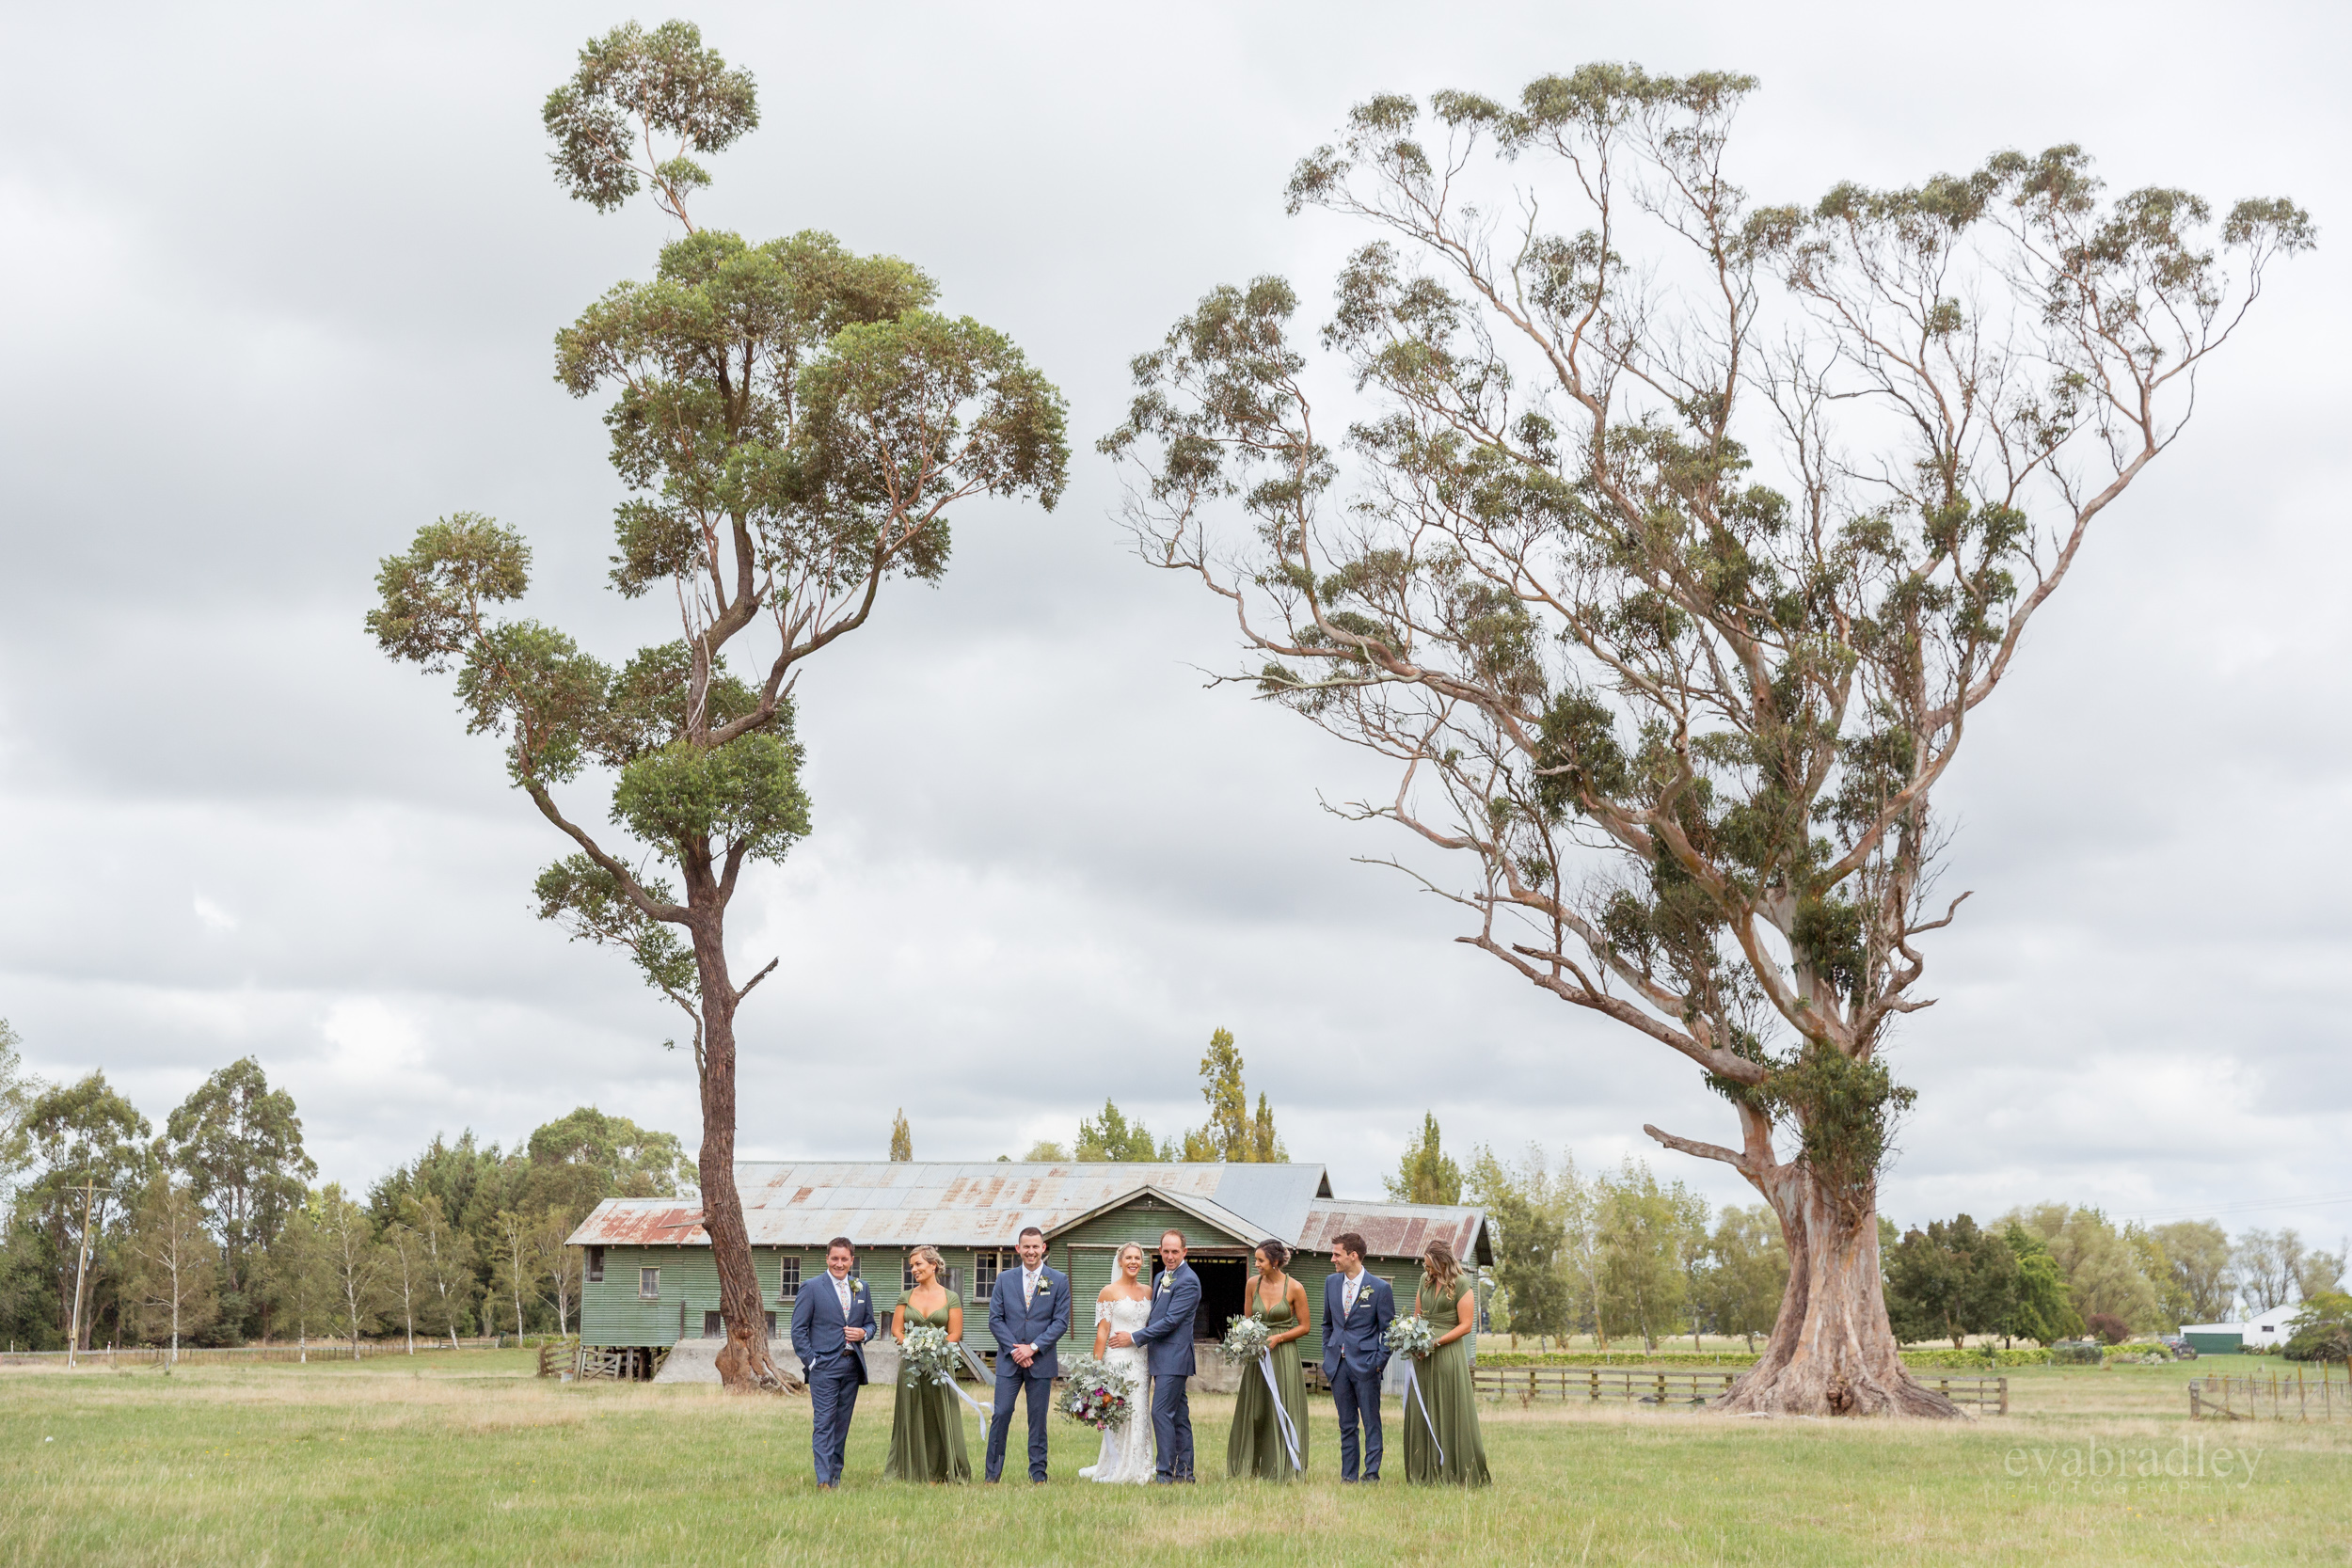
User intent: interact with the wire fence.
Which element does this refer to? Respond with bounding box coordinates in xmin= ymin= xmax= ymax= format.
xmin=2188 ymin=1365 xmax=2349 ymax=1421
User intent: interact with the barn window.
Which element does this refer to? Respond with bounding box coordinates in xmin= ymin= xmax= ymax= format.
xmin=974 ymin=1249 xmax=1009 ymax=1300
xmin=639 ymin=1267 xmax=660 ymax=1300
xmin=585 ymin=1246 xmax=605 ymax=1283
xmin=777 ymin=1257 xmax=801 ymax=1301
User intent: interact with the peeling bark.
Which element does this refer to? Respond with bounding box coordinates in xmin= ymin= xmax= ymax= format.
xmin=1718 ymin=1164 xmax=1959 ymax=1418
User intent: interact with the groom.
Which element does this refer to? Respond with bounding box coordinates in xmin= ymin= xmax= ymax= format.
xmin=985 ymin=1226 xmax=1070 ymax=1482
xmin=1114 ymin=1227 xmax=1199 ymax=1483
xmin=1321 ymin=1229 xmax=1394 ymax=1482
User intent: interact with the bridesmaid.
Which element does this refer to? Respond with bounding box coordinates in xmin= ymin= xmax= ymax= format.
xmin=1226 ymin=1238 xmax=1311 ymax=1481
xmin=1402 ymin=1237 xmax=1489 ymax=1487
xmin=883 ymin=1244 xmax=972 ymax=1483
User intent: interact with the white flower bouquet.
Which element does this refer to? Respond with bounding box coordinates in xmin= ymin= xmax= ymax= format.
xmin=1384 ymin=1314 xmax=1440 ymax=1359
xmin=899 ymin=1323 xmax=962 ymax=1387
xmin=1059 ymin=1354 xmax=1139 ymax=1431
xmin=1218 ymin=1315 xmax=1273 ymax=1363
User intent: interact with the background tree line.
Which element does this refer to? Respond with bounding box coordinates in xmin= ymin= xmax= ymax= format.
xmin=0 ymin=1022 xmax=688 ymax=1353
xmin=1380 ymin=1107 xmax=2344 ymax=1351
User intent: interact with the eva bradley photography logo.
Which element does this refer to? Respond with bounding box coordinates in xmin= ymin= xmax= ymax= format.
xmin=2004 ymin=1435 xmax=2265 ymax=1495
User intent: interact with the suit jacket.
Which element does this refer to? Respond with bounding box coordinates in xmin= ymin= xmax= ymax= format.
xmin=987 ymin=1263 xmax=1072 ymax=1379
xmin=1321 ymin=1268 xmax=1395 ymax=1379
xmin=1133 ymin=1262 xmax=1200 ymax=1377
xmin=789 ymin=1271 xmax=878 ymax=1385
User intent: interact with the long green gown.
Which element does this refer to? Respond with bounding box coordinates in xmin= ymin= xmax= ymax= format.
xmin=1402 ymin=1275 xmax=1490 ymax=1487
xmin=882 ymin=1291 xmax=971 ymax=1483
xmin=1226 ymin=1284 xmax=1309 ymax=1481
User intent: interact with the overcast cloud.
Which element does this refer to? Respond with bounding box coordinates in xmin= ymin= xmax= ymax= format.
xmin=3 ymin=0 xmax=2346 ymax=1243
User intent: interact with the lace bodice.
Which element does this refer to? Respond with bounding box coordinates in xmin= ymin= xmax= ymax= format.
xmin=1094 ymin=1296 xmax=1152 ymax=1336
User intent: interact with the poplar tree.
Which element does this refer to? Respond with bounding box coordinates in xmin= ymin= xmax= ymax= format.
xmin=371 ymin=23 xmax=1066 ymax=1389
xmin=1106 ymin=66 xmax=2310 ymax=1415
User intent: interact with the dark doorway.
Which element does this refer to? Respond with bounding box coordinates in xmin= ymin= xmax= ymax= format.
xmin=703 ymin=1310 xmax=777 ymax=1338
xmin=1157 ymin=1256 xmax=1248 ymax=1345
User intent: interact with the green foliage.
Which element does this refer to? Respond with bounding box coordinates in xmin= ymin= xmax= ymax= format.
xmin=888 ymin=1111 xmax=913 ymax=1163
xmin=1182 ymin=1029 xmax=1285 ymax=1163
xmin=1486 ymin=1186 xmax=1572 ymax=1344
xmin=1751 ymin=1046 xmax=1916 ymax=1212
xmin=1073 ymin=1101 xmax=1161 ymax=1162
xmin=1884 ymin=1213 xmax=2018 ymax=1348
xmin=1700 ymin=1205 xmax=1789 ymax=1349
xmin=162 ymin=1057 xmax=313 ymax=1325
xmin=0 ymin=1018 xmax=39 ymax=1216
xmin=612 ymin=731 xmax=810 ymax=863
xmin=1384 ymin=1113 xmax=1465 ymax=1205
xmin=2008 ymin=1204 xmax=2160 ymax=1331
xmin=1595 ymin=1160 xmax=1708 ymax=1351
xmin=2002 ymin=1222 xmax=2081 ymax=1346
xmin=542 ymin=20 xmax=758 ymax=224
xmin=2281 ymin=1291 xmax=2352 ymax=1364
xmin=120 ymin=1173 xmax=219 ymax=1351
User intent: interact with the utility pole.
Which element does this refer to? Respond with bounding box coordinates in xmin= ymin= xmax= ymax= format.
xmin=65 ymin=1174 xmax=97 ymax=1370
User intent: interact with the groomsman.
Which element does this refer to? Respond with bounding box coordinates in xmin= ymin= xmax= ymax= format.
xmin=789 ymin=1236 xmax=876 ymax=1489
xmin=985 ymin=1226 xmax=1071 ymax=1482
xmin=1321 ymin=1231 xmax=1394 ymax=1482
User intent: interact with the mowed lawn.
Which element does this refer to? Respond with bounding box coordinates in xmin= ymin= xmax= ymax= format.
xmin=4 ymin=1351 xmax=2346 ymax=1566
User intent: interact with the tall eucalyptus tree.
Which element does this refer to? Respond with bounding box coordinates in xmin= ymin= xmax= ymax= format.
xmin=1104 ymin=67 xmax=2308 ymax=1415
xmin=372 ymin=22 xmax=1068 ymax=1389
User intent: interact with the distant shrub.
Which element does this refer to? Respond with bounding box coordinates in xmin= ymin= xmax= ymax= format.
xmin=2051 ymin=1339 xmax=2105 ymax=1366
xmin=2084 ymin=1313 xmax=2131 ymax=1345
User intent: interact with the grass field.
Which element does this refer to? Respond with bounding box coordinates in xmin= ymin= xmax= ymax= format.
xmin=4 ymin=1350 xmax=2347 ymax=1566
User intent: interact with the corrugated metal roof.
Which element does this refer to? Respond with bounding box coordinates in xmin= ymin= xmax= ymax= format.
xmin=1297 ymin=1200 xmax=1491 ymax=1266
xmin=567 ymin=1162 xmax=1339 ymax=1251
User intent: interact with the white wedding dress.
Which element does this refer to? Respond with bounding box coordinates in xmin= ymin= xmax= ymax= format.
xmin=1079 ymin=1297 xmax=1157 ymax=1484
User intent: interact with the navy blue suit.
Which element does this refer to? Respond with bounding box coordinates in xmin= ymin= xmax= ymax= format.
xmin=1322 ymin=1269 xmax=1395 ymax=1481
xmin=789 ymin=1270 xmax=877 ymax=1485
xmin=985 ymin=1263 xmax=1071 ymax=1481
xmin=1132 ymin=1262 xmax=1200 ymax=1481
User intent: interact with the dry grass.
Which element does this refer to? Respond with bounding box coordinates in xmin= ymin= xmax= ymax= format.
xmin=3 ymin=1351 xmax=2346 ymax=1565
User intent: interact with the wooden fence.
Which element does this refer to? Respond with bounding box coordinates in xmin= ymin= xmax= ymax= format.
xmin=1473 ymin=1365 xmax=2007 ymax=1414
xmin=0 ymin=1336 xmax=516 ymax=1369
xmin=2189 ymin=1366 xmax=2348 ymax=1421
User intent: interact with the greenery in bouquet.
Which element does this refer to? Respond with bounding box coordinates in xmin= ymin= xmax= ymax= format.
xmin=899 ymin=1324 xmax=963 ymax=1387
xmin=1059 ymin=1354 xmax=1139 ymax=1431
xmin=1219 ymin=1316 xmax=1274 ymax=1363
xmin=1385 ymin=1314 xmax=1439 ymax=1359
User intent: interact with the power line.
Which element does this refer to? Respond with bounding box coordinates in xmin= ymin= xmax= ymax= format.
xmin=2119 ymin=1190 xmax=2352 ymax=1225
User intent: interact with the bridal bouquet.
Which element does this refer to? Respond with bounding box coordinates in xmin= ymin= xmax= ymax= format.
xmin=899 ymin=1324 xmax=962 ymax=1387
xmin=1059 ymin=1354 xmax=1138 ymax=1431
xmin=1218 ymin=1316 xmax=1273 ymax=1363
xmin=1384 ymin=1314 xmax=1440 ymax=1359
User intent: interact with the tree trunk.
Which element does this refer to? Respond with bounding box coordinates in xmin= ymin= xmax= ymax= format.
xmin=695 ymin=975 xmax=799 ymax=1393
xmin=1718 ymin=1167 xmax=1960 ymax=1418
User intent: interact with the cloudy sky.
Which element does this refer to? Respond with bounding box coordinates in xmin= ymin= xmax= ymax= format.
xmin=3 ymin=0 xmax=2345 ymax=1244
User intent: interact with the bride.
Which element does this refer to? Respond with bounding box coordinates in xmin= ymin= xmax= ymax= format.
xmin=1079 ymin=1242 xmax=1157 ymax=1483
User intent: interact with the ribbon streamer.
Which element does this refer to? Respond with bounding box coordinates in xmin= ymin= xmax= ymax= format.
xmin=1257 ymin=1352 xmax=1305 ymax=1472
xmin=1400 ymin=1358 xmax=1446 ymax=1469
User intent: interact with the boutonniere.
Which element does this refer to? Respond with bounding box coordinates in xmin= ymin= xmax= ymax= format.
xmin=850 ymin=1282 xmax=864 ymax=1294
xmin=1157 ymin=1276 xmax=1172 ymax=1291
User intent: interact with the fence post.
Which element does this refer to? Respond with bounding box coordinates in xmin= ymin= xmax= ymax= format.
xmin=1997 ymin=1376 xmax=2008 ymax=1416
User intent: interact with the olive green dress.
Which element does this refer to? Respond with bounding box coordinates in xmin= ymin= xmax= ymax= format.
xmin=1226 ymin=1285 xmax=1309 ymax=1481
xmin=882 ymin=1291 xmax=971 ymax=1483
xmin=1402 ymin=1276 xmax=1490 ymax=1487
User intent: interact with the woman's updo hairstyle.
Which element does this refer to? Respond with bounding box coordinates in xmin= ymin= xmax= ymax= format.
xmin=1255 ymin=1238 xmax=1291 ymax=1270
xmin=1422 ymin=1238 xmax=1460 ymax=1291
xmin=910 ymin=1243 xmax=946 ymax=1279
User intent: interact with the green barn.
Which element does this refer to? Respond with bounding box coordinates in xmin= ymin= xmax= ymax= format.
xmin=569 ymin=1162 xmax=1489 ymax=1376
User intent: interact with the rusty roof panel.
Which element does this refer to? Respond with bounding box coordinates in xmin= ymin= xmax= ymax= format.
xmin=563 ymin=1162 xmax=1448 ymax=1254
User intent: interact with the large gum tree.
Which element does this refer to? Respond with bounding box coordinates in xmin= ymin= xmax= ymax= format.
xmin=1103 ymin=68 xmax=2308 ymax=1416
xmin=371 ymin=23 xmax=1068 ymax=1389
